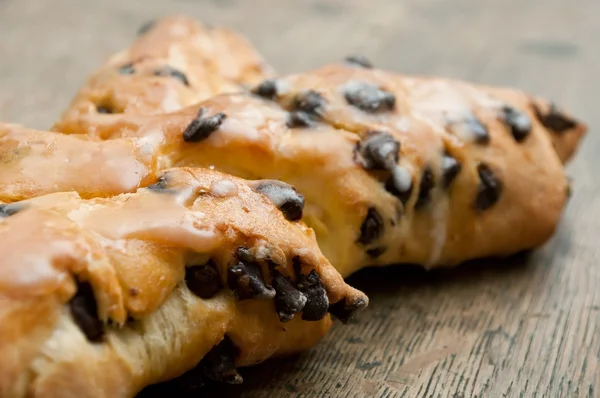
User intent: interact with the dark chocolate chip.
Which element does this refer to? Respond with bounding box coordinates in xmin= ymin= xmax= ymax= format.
xmin=251 ymin=79 xmax=278 ymax=100
xmin=357 ymin=207 xmax=384 ymax=245
xmin=96 ymin=105 xmax=114 ymax=114
xmin=69 ymin=282 xmax=104 ymax=342
xmin=414 ymin=167 xmax=435 ymax=209
xmin=0 ymin=203 xmax=25 ymax=218
xmin=475 ymin=163 xmax=503 ymax=211
xmin=328 ymin=296 xmax=368 ymax=324
xmin=296 ymin=270 xmax=329 ymax=321
xmin=154 ymin=66 xmax=190 ymax=86
xmin=235 ymin=247 xmax=254 ymax=263
xmin=147 ymin=175 xmax=169 ymax=192
xmin=465 ymin=116 xmax=489 ymax=144
xmin=385 ymin=166 xmax=413 ymax=206
xmin=354 ymin=131 xmax=400 ymax=170
xmin=292 ymin=90 xmax=326 ymax=115
xmin=137 ymin=20 xmax=156 ymax=35
xmin=227 ymin=261 xmax=275 ymax=300
xmin=533 ymin=102 xmax=578 ymax=133
xmin=183 ymin=108 xmax=227 ymax=142
xmin=344 ymin=55 xmax=373 ymax=69
xmin=186 ymin=262 xmax=222 ymax=299
xmin=441 ymin=153 xmax=462 ymax=189
xmin=118 ymin=63 xmax=135 ymax=75
xmin=201 ymin=335 xmax=243 ymax=384
xmin=366 ymin=246 xmax=386 ymax=259
xmin=286 ymin=111 xmax=314 ymax=128
xmin=272 ymin=272 xmax=307 ymax=322
xmin=501 ymin=106 xmax=532 ymax=142
xmin=343 ymin=81 xmax=395 ymax=113
xmin=255 ymin=181 xmax=305 ymax=221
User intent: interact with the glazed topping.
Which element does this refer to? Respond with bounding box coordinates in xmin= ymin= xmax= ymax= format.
xmin=287 ymin=110 xmax=314 ymax=128
xmin=342 ymin=81 xmax=396 ymax=113
xmin=357 ymin=207 xmax=384 ymax=245
xmin=500 ymin=106 xmax=531 ymax=142
xmin=185 ymin=262 xmax=222 ymax=299
xmin=355 ymin=131 xmax=400 ymax=170
xmin=118 ymin=63 xmax=135 ymax=75
xmin=344 ymin=55 xmax=374 ymax=69
xmin=137 ymin=20 xmax=156 ymax=35
xmin=209 ymin=179 xmax=238 ymax=198
xmin=293 ymin=90 xmax=326 ymax=116
xmin=183 ymin=109 xmax=227 ymax=142
xmin=448 ymin=114 xmax=489 ymax=144
xmin=153 ymin=66 xmax=190 ymax=86
xmin=201 ymin=335 xmax=243 ymax=385
xmin=385 ymin=166 xmax=413 ymax=205
xmin=251 ymin=79 xmax=278 ymax=100
xmin=0 ymin=203 xmax=25 ymax=218
xmin=533 ymin=103 xmax=578 ymax=133
xmin=365 ymin=246 xmax=386 ymax=259
xmin=254 ymin=181 xmax=305 ymax=221
xmin=328 ymin=295 xmax=368 ymax=324
xmin=272 ymin=271 xmax=308 ymax=322
xmin=227 ymin=261 xmax=275 ymax=300
xmin=475 ymin=163 xmax=502 ymax=210
xmin=69 ymin=282 xmax=104 ymax=343
xmin=441 ymin=153 xmax=462 ymax=188
xmin=415 ymin=167 xmax=435 ymax=209
xmin=296 ymin=270 xmax=329 ymax=321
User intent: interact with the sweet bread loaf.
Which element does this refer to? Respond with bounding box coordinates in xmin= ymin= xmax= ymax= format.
xmin=0 ymin=167 xmax=367 ymax=398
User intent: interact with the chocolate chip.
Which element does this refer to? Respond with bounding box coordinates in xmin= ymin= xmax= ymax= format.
xmin=343 ymin=81 xmax=395 ymax=113
xmin=272 ymin=271 xmax=307 ymax=322
xmin=0 ymin=203 xmax=25 ymax=218
xmin=475 ymin=163 xmax=502 ymax=211
xmin=96 ymin=105 xmax=114 ymax=114
xmin=328 ymin=296 xmax=368 ymax=324
xmin=235 ymin=247 xmax=254 ymax=263
xmin=69 ymin=282 xmax=104 ymax=342
xmin=385 ymin=166 xmax=413 ymax=205
xmin=415 ymin=167 xmax=435 ymax=209
xmin=137 ymin=20 xmax=156 ymax=35
xmin=533 ymin=102 xmax=578 ymax=133
xmin=255 ymin=181 xmax=305 ymax=221
xmin=357 ymin=207 xmax=384 ymax=245
xmin=344 ymin=55 xmax=373 ymax=69
xmin=227 ymin=261 xmax=275 ymax=300
xmin=296 ymin=270 xmax=329 ymax=321
xmin=154 ymin=66 xmax=190 ymax=86
xmin=286 ymin=111 xmax=314 ymax=128
xmin=118 ymin=63 xmax=135 ymax=75
xmin=183 ymin=109 xmax=227 ymax=142
xmin=292 ymin=90 xmax=326 ymax=115
xmin=366 ymin=246 xmax=386 ymax=259
xmin=186 ymin=262 xmax=222 ymax=299
xmin=441 ymin=153 xmax=461 ymax=189
xmin=201 ymin=335 xmax=243 ymax=384
xmin=501 ymin=106 xmax=531 ymax=142
xmin=146 ymin=175 xmax=169 ymax=192
xmin=251 ymin=79 xmax=278 ymax=100
xmin=354 ymin=131 xmax=400 ymax=170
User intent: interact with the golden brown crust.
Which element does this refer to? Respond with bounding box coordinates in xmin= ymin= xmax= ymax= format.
xmin=52 ymin=15 xmax=274 ymax=133
xmin=0 ymin=168 xmax=366 ymax=398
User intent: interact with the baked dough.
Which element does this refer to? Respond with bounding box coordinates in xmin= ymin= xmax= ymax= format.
xmin=0 ymin=167 xmax=367 ymax=398
xmin=47 ymin=61 xmax=586 ymax=277
xmin=53 ymin=15 xmax=273 ymax=133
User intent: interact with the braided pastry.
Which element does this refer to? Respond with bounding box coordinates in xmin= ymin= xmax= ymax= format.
xmin=0 ymin=168 xmax=367 ymax=398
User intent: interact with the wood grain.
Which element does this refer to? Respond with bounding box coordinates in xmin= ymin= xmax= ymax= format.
xmin=1 ymin=0 xmax=598 ymax=396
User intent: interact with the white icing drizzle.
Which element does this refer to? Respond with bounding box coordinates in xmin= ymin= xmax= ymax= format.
xmin=209 ymin=179 xmax=238 ymax=198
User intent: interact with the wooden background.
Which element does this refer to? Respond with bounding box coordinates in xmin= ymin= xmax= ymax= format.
xmin=1 ymin=0 xmax=598 ymax=396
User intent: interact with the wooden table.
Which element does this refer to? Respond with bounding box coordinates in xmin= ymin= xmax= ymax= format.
xmin=1 ymin=0 xmax=598 ymax=396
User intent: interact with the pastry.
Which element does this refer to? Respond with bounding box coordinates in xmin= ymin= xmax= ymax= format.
xmin=0 ymin=167 xmax=367 ymax=398
xmin=53 ymin=15 xmax=273 ymax=133
xmin=48 ymin=61 xmax=586 ymax=277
